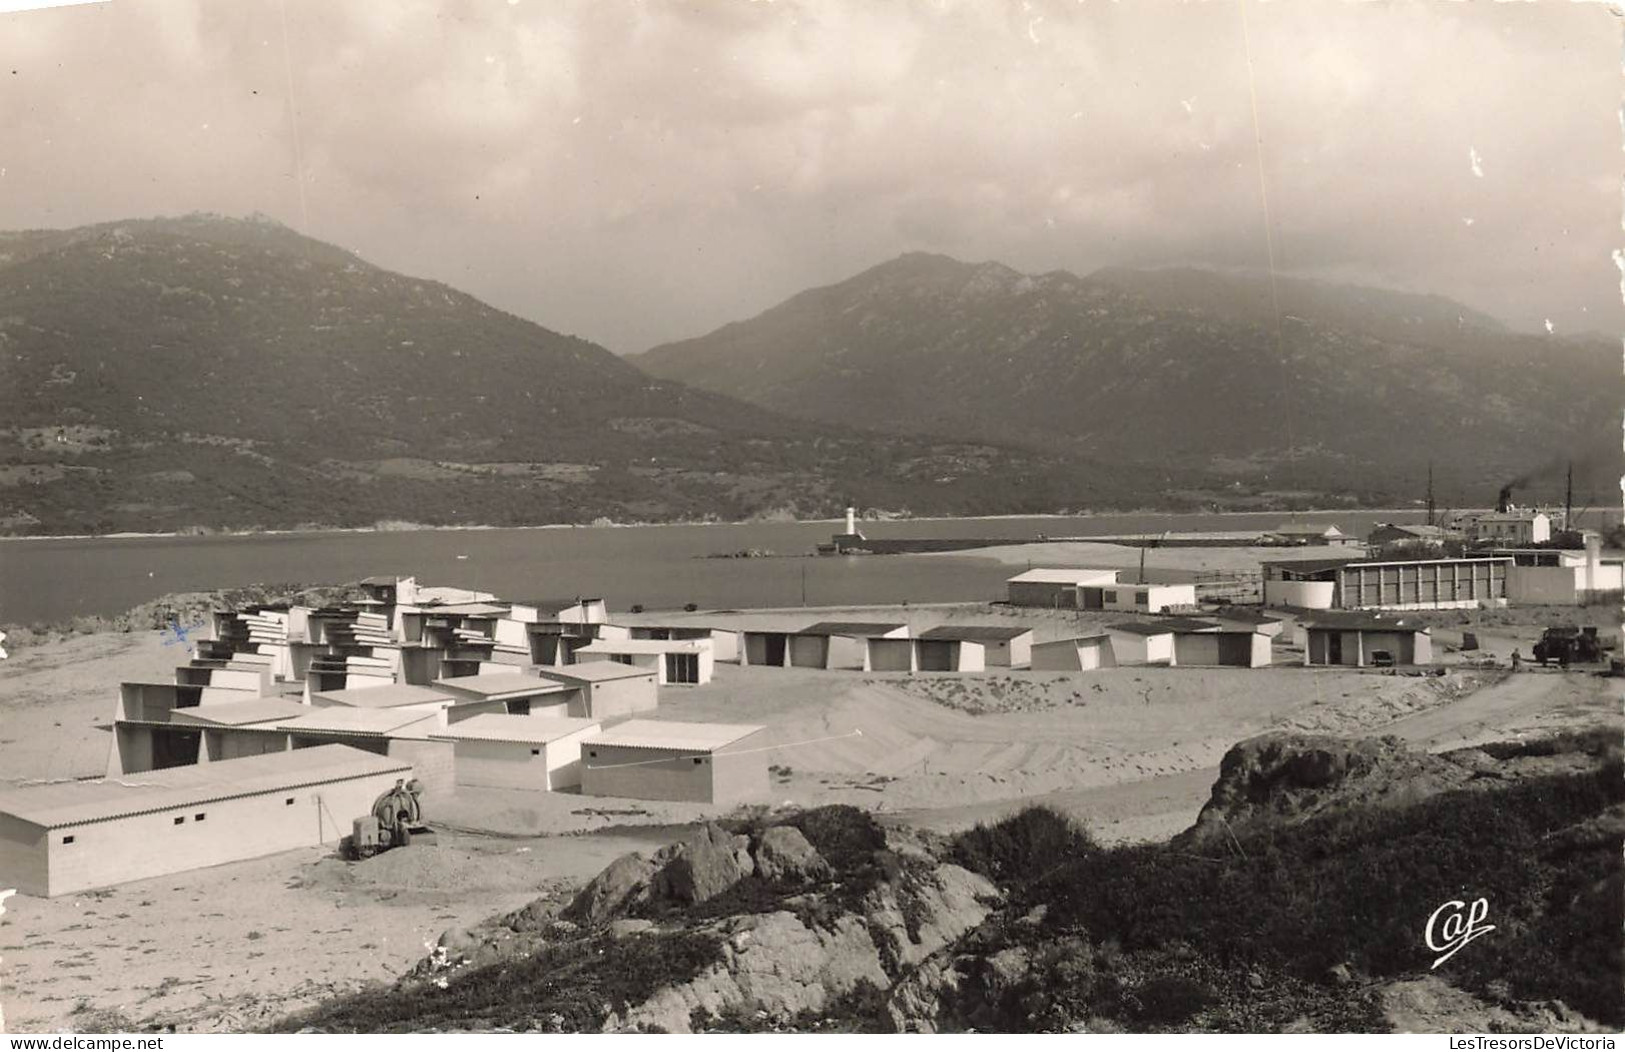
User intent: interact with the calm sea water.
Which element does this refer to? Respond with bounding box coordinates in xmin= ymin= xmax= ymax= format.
xmin=0 ymin=511 xmax=1435 ymax=625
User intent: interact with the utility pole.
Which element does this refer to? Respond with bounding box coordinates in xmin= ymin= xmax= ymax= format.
xmin=800 ymin=563 xmax=807 ymax=607
xmin=1426 ymin=462 xmax=1436 ymax=527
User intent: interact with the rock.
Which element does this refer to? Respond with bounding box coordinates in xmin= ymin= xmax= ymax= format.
xmin=505 ymin=898 xmax=558 ymax=933
xmin=754 ymin=825 xmax=831 ymax=884
xmin=563 ymin=852 xmax=658 ymax=925
xmin=1328 ymin=963 xmax=1355 ymax=987
xmin=437 ymin=927 xmax=479 ymax=954
xmin=608 ymin=918 xmax=655 ymax=939
xmin=1246 ymin=971 xmax=1266 ymax=991
xmin=546 ymin=919 xmax=579 ymax=938
xmin=1179 ymin=733 xmax=1473 ymax=845
xmin=654 ymin=823 xmax=748 ymax=906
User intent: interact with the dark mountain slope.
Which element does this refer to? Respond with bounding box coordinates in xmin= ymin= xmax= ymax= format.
xmin=636 ymin=254 xmax=1617 ymax=501
xmin=0 ymin=218 xmax=1168 ymax=535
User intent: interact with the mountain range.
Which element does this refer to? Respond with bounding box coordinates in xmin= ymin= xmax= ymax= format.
xmin=0 ymin=216 xmax=1165 ymax=535
xmin=1 ymin=217 xmax=1612 ymax=536
xmin=638 ymin=253 xmax=1618 ymax=509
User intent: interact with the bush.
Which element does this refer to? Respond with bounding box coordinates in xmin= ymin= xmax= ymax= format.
xmin=950 ymin=806 xmax=1098 ymax=889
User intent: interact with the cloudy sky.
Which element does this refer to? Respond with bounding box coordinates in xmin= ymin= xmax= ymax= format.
xmin=3 ymin=0 xmax=1618 ymax=352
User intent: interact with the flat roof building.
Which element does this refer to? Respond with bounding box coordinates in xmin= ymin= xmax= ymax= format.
xmin=917 ymin=625 xmax=1035 ymax=668
xmin=789 ymin=622 xmax=909 ymax=670
xmin=574 ymin=638 xmax=714 ymax=685
xmin=579 ymin=720 xmax=766 ymax=805
xmin=1262 ymin=556 xmax=1510 ymax=611
xmin=1030 ymin=635 xmax=1117 ymax=671
xmin=432 ymin=673 xmax=581 ymax=720
xmin=1007 ymin=568 xmax=1121 ymax=609
xmin=533 ymin=661 xmax=659 ymax=719
xmin=431 ymin=715 xmax=601 ymax=792
xmin=0 ymin=745 xmax=412 ymax=897
xmin=1302 ymin=615 xmax=1434 ymax=667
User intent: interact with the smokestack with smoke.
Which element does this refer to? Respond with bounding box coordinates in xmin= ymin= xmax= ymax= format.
xmin=1497 ymin=485 xmax=1513 ymax=513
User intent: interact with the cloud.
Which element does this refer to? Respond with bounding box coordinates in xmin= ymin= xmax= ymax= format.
xmin=0 ymin=0 xmax=1617 ymax=351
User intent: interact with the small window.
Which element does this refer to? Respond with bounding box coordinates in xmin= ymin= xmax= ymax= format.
xmin=195 ymin=813 xmax=207 ymax=822
xmin=531 ymin=748 xmax=541 ymax=756
xmin=62 ymin=834 xmax=76 ymax=845
xmin=285 ymin=797 xmax=295 ymax=806
xmin=693 ymin=757 xmax=704 ymax=765
xmin=588 ymin=750 xmax=597 ymax=758
xmin=173 ymin=816 xmax=185 ymax=825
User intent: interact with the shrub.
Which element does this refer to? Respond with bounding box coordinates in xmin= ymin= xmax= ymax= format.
xmin=950 ymin=806 xmax=1098 ymax=890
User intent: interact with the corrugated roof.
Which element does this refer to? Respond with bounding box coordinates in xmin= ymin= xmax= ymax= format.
xmin=585 ymin=719 xmax=763 ymax=753
xmin=1008 ymin=568 xmax=1120 ymax=585
xmin=1152 ymin=617 xmax=1222 ymax=632
xmin=918 ymin=624 xmax=1033 ymax=641
xmin=311 ymin=684 xmax=456 ymax=709
xmin=1033 ymin=634 xmax=1111 ymax=646
xmin=1107 ymin=622 xmax=1175 ymax=636
xmin=432 ymin=715 xmax=601 ymax=745
xmin=280 ymin=708 xmax=437 ymax=737
xmin=799 ymin=621 xmax=908 ymax=637
xmin=0 ymin=744 xmax=409 ymax=830
xmin=1204 ymin=609 xmax=1284 ymax=626
xmin=170 ymin=698 xmax=311 ymax=726
xmin=433 ymin=673 xmax=574 ymax=698
xmin=534 ymin=661 xmax=658 ymax=684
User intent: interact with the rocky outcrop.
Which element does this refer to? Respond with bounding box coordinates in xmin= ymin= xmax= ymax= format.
xmin=562 ymin=852 xmax=660 ymax=926
xmin=1179 ymin=733 xmax=1473 ymax=845
xmin=754 ymin=826 xmax=830 ymax=883
xmin=653 ymin=824 xmax=753 ymax=906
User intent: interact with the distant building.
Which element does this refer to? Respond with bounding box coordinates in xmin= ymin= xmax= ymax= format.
xmin=431 ymin=715 xmax=601 ymax=792
xmin=1203 ymin=609 xmax=1286 ymax=637
xmin=1105 ymin=622 xmax=1177 ymax=666
xmin=864 ymin=634 xmax=986 ymax=672
xmin=628 ymin=625 xmax=740 ymax=663
xmin=1078 ymin=582 xmax=1199 ymax=613
xmin=579 ymin=720 xmax=767 ymax=804
xmin=573 ymin=637 xmax=714 ymax=685
xmin=789 ymin=622 xmax=910 ymax=670
xmin=1 ymin=745 xmax=412 ymax=897
xmin=1030 ymin=635 xmax=1117 ymax=671
xmin=1366 ymin=523 xmax=1457 ymax=550
xmin=1170 ymin=629 xmax=1272 ymax=668
xmin=1460 ymin=510 xmax=1551 ymax=546
xmin=1501 ymin=534 xmax=1624 ymax=605
xmin=1265 ymin=523 xmax=1350 ymax=546
xmin=1006 ymin=568 xmax=1121 ymax=608
xmin=916 ymin=625 xmax=1035 ymax=668
xmin=1261 ymin=555 xmax=1509 ymax=611
xmin=1302 ymin=615 xmax=1433 ymax=667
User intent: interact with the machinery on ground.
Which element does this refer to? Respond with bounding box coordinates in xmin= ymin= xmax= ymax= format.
xmin=1531 ymin=626 xmax=1605 ymax=668
xmin=345 ymin=778 xmax=428 ymax=859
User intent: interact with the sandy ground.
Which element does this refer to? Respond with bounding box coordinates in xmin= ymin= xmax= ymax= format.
xmin=0 ymin=619 xmax=1617 ymax=1032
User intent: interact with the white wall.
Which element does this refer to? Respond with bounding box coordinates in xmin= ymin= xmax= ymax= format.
xmin=1264 ymin=580 xmax=1336 ymax=609
xmin=35 ymin=768 xmax=408 ymax=897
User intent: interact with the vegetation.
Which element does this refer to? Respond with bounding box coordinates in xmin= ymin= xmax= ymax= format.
xmin=276 ymin=930 xmax=726 ymax=1034
xmin=944 ymin=749 xmax=1624 ymax=1032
